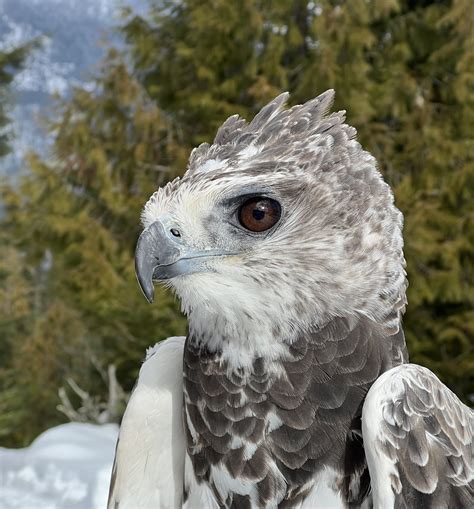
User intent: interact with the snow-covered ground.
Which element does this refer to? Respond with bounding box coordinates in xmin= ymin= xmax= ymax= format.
xmin=0 ymin=422 xmax=118 ymax=509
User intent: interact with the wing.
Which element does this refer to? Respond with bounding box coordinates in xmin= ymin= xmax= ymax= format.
xmin=362 ymin=363 xmax=474 ymax=508
xmin=108 ymin=336 xmax=186 ymax=509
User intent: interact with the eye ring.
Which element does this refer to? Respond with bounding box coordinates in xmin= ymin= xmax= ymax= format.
xmin=238 ymin=197 xmax=281 ymax=232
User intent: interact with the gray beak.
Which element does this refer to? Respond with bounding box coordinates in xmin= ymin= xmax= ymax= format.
xmin=135 ymin=221 xmax=182 ymax=303
xmin=135 ymin=220 xmax=233 ymax=303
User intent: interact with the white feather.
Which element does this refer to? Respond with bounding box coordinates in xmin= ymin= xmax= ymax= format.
xmin=300 ymin=469 xmax=344 ymax=509
xmin=197 ymin=158 xmax=227 ymax=173
xmin=108 ymin=336 xmax=186 ymax=509
xmin=362 ymin=368 xmax=401 ymax=509
xmin=183 ymin=455 xmax=219 ymax=508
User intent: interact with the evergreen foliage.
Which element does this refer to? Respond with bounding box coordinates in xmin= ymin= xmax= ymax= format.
xmin=0 ymin=0 xmax=472 ymax=446
xmin=0 ymin=43 xmax=31 ymax=157
xmin=0 ymin=53 xmax=185 ymax=446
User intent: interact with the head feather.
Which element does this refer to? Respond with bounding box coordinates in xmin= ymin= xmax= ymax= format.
xmin=142 ymin=91 xmax=407 ymax=357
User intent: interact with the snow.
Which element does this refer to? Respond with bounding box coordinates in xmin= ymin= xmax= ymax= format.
xmin=0 ymin=422 xmax=119 ymax=509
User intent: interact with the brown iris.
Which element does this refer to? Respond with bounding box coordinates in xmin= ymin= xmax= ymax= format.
xmin=238 ymin=197 xmax=281 ymax=232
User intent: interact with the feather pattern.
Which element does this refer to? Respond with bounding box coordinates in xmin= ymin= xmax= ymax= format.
xmin=183 ymin=317 xmax=407 ymax=507
xmin=362 ymin=364 xmax=474 ymax=508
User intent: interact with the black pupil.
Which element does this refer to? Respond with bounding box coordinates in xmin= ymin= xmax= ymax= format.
xmin=253 ymin=207 xmax=265 ymax=221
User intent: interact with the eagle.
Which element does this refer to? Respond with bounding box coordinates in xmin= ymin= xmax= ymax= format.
xmin=107 ymin=91 xmax=473 ymax=508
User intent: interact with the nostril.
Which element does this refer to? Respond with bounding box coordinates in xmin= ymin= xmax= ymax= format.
xmin=170 ymin=228 xmax=181 ymax=238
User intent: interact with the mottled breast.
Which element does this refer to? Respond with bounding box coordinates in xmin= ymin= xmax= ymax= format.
xmin=183 ymin=317 xmax=407 ymax=508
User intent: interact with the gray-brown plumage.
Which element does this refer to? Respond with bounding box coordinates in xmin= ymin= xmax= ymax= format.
xmin=109 ymin=91 xmax=474 ymax=509
xmin=363 ymin=364 xmax=473 ymax=508
xmin=184 ymin=317 xmax=407 ymax=507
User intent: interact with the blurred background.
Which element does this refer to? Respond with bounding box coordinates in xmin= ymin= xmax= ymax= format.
xmin=0 ymin=0 xmax=472 ymax=477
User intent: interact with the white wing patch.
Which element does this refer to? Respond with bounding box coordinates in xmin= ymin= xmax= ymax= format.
xmin=108 ymin=337 xmax=186 ymax=509
xmin=362 ymin=371 xmax=399 ymax=508
xmin=362 ymin=363 xmax=474 ymax=508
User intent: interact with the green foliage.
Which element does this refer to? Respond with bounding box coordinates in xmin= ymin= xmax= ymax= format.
xmin=0 ymin=0 xmax=472 ymax=445
xmin=0 ymin=53 xmax=186 ymax=446
xmin=0 ymin=43 xmax=32 ymax=157
xmin=368 ymin=1 xmax=474 ymax=399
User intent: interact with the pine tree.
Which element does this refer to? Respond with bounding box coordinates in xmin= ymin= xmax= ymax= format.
xmin=0 ymin=52 xmax=186 ymax=445
xmin=0 ymin=43 xmax=33 ymax=157
xmin=380 ymin=0 xmax=474 ymax=400
xmin=122 ymin=0 xmax=269 ymax=147
xmin=0 ymin=41 xmax=37 ymax=443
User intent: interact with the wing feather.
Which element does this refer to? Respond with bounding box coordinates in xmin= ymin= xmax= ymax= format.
xmin=107 ymin=336 xmax=186 ymax=509
xmin=362 ymin=363 xmax=474 ymax=508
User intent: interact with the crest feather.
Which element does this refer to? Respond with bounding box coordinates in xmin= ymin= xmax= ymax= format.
xmin=187 ymin=90 xmax=346 ymax=176
xmin=213 ymin=114 xmax=248 ymax=145
xmin=248 ymin=92 xmax=290 ymax=130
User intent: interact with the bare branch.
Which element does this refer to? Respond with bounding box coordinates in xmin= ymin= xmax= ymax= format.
xmin=57 ymin=363 xmax=127 ymax=424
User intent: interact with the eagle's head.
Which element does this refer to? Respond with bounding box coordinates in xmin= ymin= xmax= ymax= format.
xmin=136 ymin=91 xmax=406 ymax=364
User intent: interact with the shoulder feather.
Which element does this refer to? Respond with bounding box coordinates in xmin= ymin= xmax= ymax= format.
xmin=108 ymin=336 xmax=186 ymax=509
xmin=362 ymin=363 xmax=474 ymax=508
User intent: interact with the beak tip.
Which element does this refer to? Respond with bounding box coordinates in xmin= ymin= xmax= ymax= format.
xmin=135 ymin=221 xmax=174 ymax=304
xmin=144 ymin=290 xmax=154 ymax=304
xmin=135 ymin=263 xmax=155 ymax=305
xmin=136 ymin=274 xmax=155 ymax=304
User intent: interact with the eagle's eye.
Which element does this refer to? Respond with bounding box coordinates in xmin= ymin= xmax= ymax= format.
xmin=238 ymin=197 xmax=281 ymax=232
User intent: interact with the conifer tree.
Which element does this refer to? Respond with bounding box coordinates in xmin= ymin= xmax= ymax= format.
xmin=0 ymin=41 xmax=37 ymax=443
xmin=0 ymin=43 xmax=33 ymax=157
xmin=378 ymin=0 xmax=474 ymax=400
xmin=0 ymin=52 xmax=186 ymax=445
xmin=122 ymin=0 xmax=268 ymax=146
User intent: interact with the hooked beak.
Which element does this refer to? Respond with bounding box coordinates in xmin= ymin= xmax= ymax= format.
xmin=135 ymin=220 xmax=180 ymax=303
xmin=134 ymin=220 xmax=232 ymax=303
